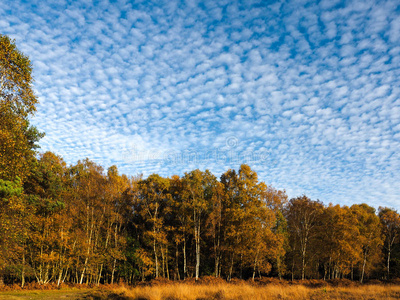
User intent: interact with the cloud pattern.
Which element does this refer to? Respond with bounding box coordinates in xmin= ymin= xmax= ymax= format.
xmin=1 ymin=0 xmax=400 ymax=209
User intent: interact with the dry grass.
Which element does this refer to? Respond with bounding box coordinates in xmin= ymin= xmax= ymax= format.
xmin=2 ymin=280 xmax=400 ymax=299
xmin=108 ymin=282 xmax=400 ymax=300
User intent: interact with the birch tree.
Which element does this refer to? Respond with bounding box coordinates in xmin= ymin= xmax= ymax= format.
xmin=351 ymin=204 xmax=383 ymax=283
xmin=182 ymin=170 xmax=216 ymax=280
xmin=378 ymin=207 xmax=400 ymax=279
xmin=135 ymin=174 xmax=170 ymax=278
xmin=285 ymin=196 xmax=323 ymax=280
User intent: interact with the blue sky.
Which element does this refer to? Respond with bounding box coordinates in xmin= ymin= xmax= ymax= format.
xmin=1 ymin=0 xmax=400 ymax=209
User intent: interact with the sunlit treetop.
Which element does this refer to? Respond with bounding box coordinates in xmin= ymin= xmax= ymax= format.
xmin=0 ymin=35 xmax=42 ymax=182
xmin=0 ymin=34 xmax=37 ymax=118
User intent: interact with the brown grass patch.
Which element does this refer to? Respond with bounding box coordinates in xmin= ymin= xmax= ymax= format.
xmin=104 ymin=282 xmax=400 ymax=300
xmin=2 ymin=280 xmax=400 ymax=299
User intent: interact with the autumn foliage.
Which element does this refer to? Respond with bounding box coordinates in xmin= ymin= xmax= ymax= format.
xmin=1 ymin=34 xmax=400 ymax=288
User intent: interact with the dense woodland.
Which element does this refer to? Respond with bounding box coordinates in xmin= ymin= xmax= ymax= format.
xmin=1 ymin=34 xmax=400 ymax=287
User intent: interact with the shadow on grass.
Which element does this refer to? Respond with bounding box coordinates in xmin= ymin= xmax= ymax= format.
xmin=82 ymin=290 xmax=134 ymax=300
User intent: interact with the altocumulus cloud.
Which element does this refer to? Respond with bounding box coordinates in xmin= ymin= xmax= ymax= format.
xmin=1 ymin=0 xmax=400 ymax=209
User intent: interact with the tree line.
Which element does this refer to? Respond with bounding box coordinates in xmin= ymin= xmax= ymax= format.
xmin=1 ymin=34 xmax=400 ymax=286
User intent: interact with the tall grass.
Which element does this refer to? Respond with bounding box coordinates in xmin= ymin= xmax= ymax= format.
xmin=107 ymin=282 xmax=400 ymax=300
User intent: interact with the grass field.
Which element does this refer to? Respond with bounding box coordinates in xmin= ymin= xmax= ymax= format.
xmin=2 ymin=281 xmax=400 ymax=300
xmin=0 ymin=289 xmax=90 ymax=300
xmin=107 ymin=283 xmax=400 ymax=300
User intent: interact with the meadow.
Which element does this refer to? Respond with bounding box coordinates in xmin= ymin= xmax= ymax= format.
xmin=104 ymin=283 xmax=400 ymax=300
xmin=2 ymin=279 xmax=400 ymax=300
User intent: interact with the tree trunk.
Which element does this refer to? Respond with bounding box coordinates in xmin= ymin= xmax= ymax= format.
xmin=252 ymin=250 xmax=259 ymax=281
xmin=291 ymin=255 xmax=295 ymax=281
xmin=153 ymin=227 xmax=159 ymax=278
xmin=183 ymin=237 xmax=187 ymax=279
xmin=57 ymin=269 xmax=63 ymax=287
xmin=80 ymin=257 xmax=88 ymax=284
xmin=360 ymin=254 xmax=367 ymax=283
xmin=195 ymin=221 xmax=200 ymax=280
xmin=193 ymin=208 xmax=201 ymax=281
xmin=161 ymin=244 xmax=165 ymax=278
xmin=214 ymin=214 xmax=221 ymax=278
xmin=214 ymin=234 xmax=220 ymax=278
xmin=80 ymin=206 xmax=94 ymax=284
xmin=215 ymin=255 xmax=220 ymax=278
xmin=166 ymin=247 xmax=170 ymax=280
xmin=111 ymin=259 xmax=116 ymax=284
xmin=229 ymin=253 xmax=234 ymax=281
xmin=21 ymin=251 xmax=25 ymax=287
xmin=301 ymin=242 xmax=307 ymax=280
xmin=175 ymin=242 xmax=180 ymax=280
xmin=97 ymin=264 xmax=103 ymax=285
xmin=351 ymin=262 xmax=354 ymax=281
xmin=388 ymin=246 xmax=391 ymax=279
